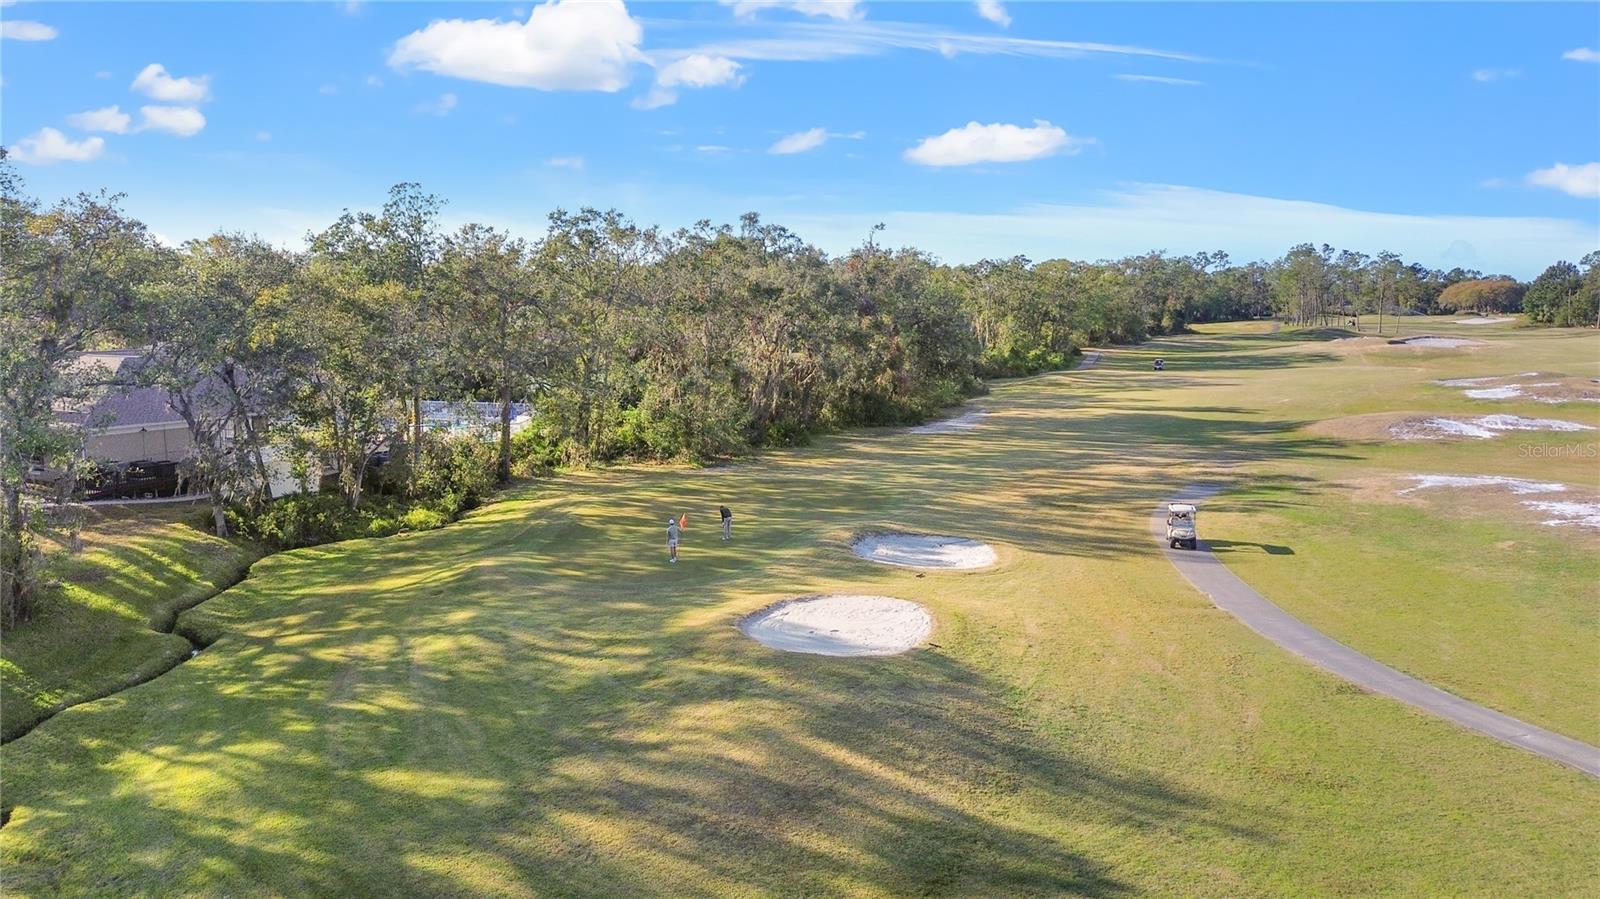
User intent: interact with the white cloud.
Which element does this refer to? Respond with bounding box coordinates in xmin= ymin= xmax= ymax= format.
xmin=139 ymin=105 xmax=207 ymax=137
xmin=318 ymin=83 xmax=340 ymax=96
xmin=365 ymin=74 xmax=384 ymax=88
xmin=131 ymin=63 xmax=211 ymax=102
xmin=1116 ymin=73 xmax=1203 ymax=86
xmin=721 ymin=1 xmax=862 ymax=21
xmin=774 ymin=184 xmax=1598 ymax=278
xmin=546 ymin=155 xmax=585 ymax=170
xmin=1562 ymin=47 xmax=1600 ymax=63
xmin=634 ymin=53 xmax=744 ymax=108
xmin=389 ymin=0 xmax=645 ymax=91
xmin=1 ymin=20 xmax=57 ymax=41
xmin=659 ymin=53 xmax=744 ymax=89
xmin=905 ymin=119 xmax=1088 ymax=167
xmin=769 ymin=127 xmax=828 ymax=154
xmin=67 ymin=105 xmax=132 ymax=134
xmin=696 ymin=144 xmax=731 ymax=153
xmin=257 ymin=131 xmax=273 ymax=142
xmin=663 ymin=19 xmax=1209 ymax=66
xmin=1470 ymin=67 xmax=1519 ymax=82
xmin=414 ymin=92 xmax=458 ymax=115
xmin=975 ymin=1 xmax=1010 ymax=28
xmin=8 ymin=127 xmax=105 ymax=164
xmin=1526 ymin=162 xmax=1600 ymax=199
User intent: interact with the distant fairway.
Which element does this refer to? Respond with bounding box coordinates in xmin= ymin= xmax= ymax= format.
xmin=3 ymin=318 xmax=1597 ymax=896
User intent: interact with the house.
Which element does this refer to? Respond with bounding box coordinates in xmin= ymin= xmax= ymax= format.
xmin=54 ymin=350 xmax=305 ymax=498
xmin=57 ymin=350 xmax=197 ymax=465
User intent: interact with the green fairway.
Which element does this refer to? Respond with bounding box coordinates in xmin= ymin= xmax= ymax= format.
xmin=3 ymin=319 xmax=1597 ymax=896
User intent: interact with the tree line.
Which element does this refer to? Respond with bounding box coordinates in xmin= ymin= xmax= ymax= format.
xmin=3 ymin=157 xmax=1597 ymax=623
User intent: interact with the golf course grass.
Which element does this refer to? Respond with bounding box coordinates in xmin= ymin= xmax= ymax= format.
xmin=2 ymin=318 xmax=1596 ymax=896
xmin=0 ymin=503 xmax=257 ymax=742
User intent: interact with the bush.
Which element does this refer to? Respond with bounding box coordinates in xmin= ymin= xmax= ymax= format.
xmin=401 ymin=506 xmax=448 ymax=531
xmin=227 ymin=493 xmax=359 ymax=550
xmin=413 ymin=433 xmax=497 ymax=514
xmin=510 ymin=426 xmax=564 ymax=475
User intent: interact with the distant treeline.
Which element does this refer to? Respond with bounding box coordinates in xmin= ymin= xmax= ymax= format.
xmin=3 ymin=159 xmax=1597 ymax=621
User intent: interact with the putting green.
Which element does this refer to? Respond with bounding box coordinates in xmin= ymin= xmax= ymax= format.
xmin=2 ymin=318 xmax=1595 ymax=896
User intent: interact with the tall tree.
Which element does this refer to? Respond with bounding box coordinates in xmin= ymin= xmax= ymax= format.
xmin=309 ymin=184 xmax=444 ymax=488
xmin=438 ymin=224 xmax=548 ymax=480
xmin=256 ymin=258 xmax=408 ymax=510
xmin=0 ymin=160 xmax=162 ymax=623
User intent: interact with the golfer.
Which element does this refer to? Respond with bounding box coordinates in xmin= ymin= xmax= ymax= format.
xmin=666 ymin=515 xmax=681 ymax=563
xmin=719 ymin=505 xmax=732 ymax=541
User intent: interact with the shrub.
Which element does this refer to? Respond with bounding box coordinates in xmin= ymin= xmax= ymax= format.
xmin=227 ymin=493 xmax=356 ymax=550
xmin=510 ymin=427 xmax=564 ymax=475
xmin=400 ymin=506 xmax=448 ymax=531
xmin=413 ymin=433 xmax=497 ymax=513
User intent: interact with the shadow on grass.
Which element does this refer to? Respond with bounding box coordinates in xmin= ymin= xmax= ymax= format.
xmin=4 ymin=532 xmax=1272 ymax=894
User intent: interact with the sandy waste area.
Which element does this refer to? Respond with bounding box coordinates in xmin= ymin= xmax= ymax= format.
xmin=1400 ymin=475 xmax=1600 ymax=529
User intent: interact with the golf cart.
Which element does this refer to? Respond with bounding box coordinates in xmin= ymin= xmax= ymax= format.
xmin=1166 ymin=502 xmax=1198 ymax=550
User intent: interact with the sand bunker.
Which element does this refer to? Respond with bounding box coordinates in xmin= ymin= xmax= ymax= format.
xmin=739 ymin=595 xmax=933 ymax=656
xmin=1389 ymin=415 xmax=1595 ymax=440
xmin=1438 ymin=373 xmax=1600 ymax=404
xmin=910 ymin=409 xmax=986 ymax=434
xmin=1523 ymin=501 xmax=1600 ymax=530
xmin=1389 ymin=336 xmax=1480 ymax=348
xmin=851 ymin=533 xmax=997 ymax=570
xmin=1398 ymin=475 xmax=1600 ymax=531
xmin=1457 ymin=316 xmax=1513 ymax=325
xmin=1400 ymin=474 xmax=1566 ymax=495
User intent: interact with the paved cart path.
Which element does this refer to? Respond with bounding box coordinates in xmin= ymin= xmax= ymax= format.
xmin=1156 ymin=486 xmax=1600 ymax=779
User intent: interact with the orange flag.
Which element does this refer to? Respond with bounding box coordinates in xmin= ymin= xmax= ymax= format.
xmin=679 ymin=513 xmax=688 ymax=529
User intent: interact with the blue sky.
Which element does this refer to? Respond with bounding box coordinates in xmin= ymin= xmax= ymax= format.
xmin=3 ymin=1 xmax=1597 ymax=276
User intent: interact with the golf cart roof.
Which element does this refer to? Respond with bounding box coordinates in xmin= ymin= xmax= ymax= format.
xmin=1167 ymin=503 xmax=1197 ymax=514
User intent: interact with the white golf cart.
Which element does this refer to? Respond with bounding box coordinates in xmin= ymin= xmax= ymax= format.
xmin=1166 ymin=502 xmax=1198 ymax=550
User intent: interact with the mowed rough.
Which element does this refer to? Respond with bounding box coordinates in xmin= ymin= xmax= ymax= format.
xmin=1 ymin=320 xmax=1597 ymax=897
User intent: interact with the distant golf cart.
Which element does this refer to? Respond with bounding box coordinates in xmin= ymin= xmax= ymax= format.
xmin=1153 ymin=358 xmax=1165 ymax=371
xmin=1165 ymin=502 xmax=1198 ymax=550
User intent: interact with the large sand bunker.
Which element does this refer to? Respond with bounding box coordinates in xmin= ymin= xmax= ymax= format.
xmin=739 ymin=595 xmax=933 ymax=656
xmin=1457 ymin=316 xmax=1513 ymax=325
xmin=1398 ymin=475 xmax=1600 ymax=531
xmin=1438 ymin=372 xmax=1600 ymax=404
xmin=1389 ymin=414 xmax=1595 ymax=440
xmin=851 ymin=533 xmax=997 ymax=570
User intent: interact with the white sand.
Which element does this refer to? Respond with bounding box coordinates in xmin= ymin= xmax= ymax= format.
xmin=1523 ymin=501 xmax=1600 ymax=530
xmin=1392 ymin=336 xmax=1479 ymax=348
xmin=1399 ymin=476 xmax=1600 ymax=530
xmin=1400 ymin=475 xmax=1566 ymax=495
xmin=739 ymin=595 xmax=933 ymax=656
xmin=851 ymin=533 xmax=998 ymax=570
xmin=910 ymin=409 xmax=986 ymax=434
xmin=1439 ymin=372 xmax=1540 ymax=387
xmin=1390 ymin=415 xmax=1595 ymax=440
xmin=1463 ymin=385 xmax=1525 ymax=399
xmin=1457 ymin=317 xmax=1513 ymax=325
